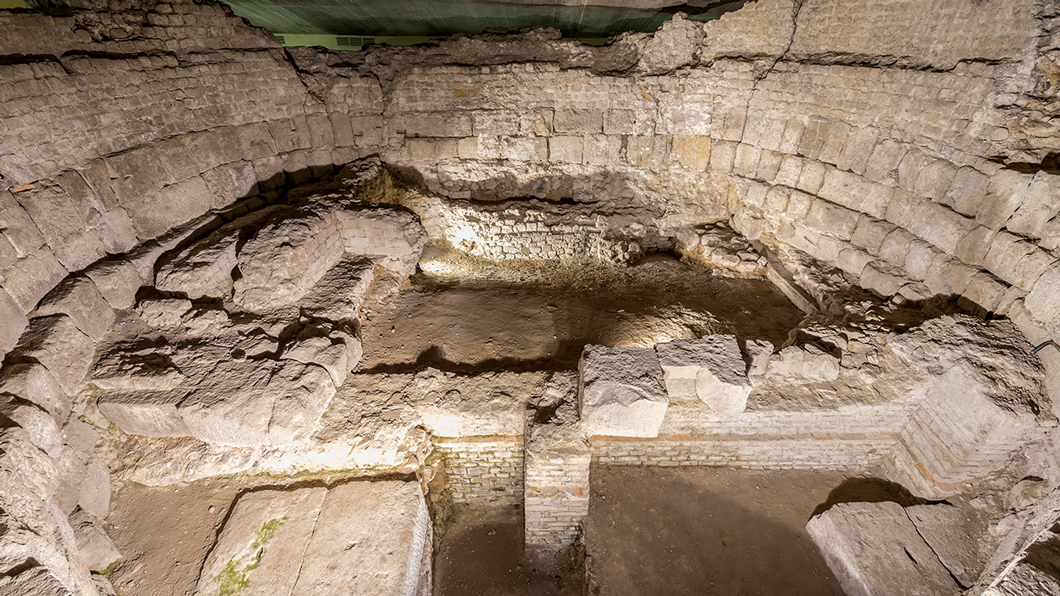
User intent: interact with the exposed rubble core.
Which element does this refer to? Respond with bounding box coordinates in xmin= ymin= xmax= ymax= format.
xmin=1 ymin=0 xmax=1060 ymax=594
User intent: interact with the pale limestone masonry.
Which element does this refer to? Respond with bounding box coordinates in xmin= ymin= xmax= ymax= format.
xmin=0 ymin=0 xmax=1060 ymax=593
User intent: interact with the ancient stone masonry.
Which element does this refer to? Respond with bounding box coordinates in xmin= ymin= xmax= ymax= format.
xmin=1 ymin=0 xmax=1060 ymax=592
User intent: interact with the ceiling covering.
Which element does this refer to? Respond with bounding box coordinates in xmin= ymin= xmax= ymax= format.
xmin=220 ymin=0 xmax=746 ymax=38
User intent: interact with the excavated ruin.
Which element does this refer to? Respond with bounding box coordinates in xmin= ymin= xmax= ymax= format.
xmin=2 ymin=0 xmax=1060 ymax=594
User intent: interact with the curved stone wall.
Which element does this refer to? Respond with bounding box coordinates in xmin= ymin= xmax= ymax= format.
xmin=1 ymin=0 xmax=1060 ymax=593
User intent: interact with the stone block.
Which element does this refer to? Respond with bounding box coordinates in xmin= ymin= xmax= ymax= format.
xmin=583 ymin=135 xmax=622 ymax=165
xmin=924 ymin=255 xmax=975 ymax=297
xmin=156 ymin=231 xmax=238 ymax=300
xmin=196 ymin=487 xmax=328 ymax=596
xmin=549 ymin=136 xmax=584 ymax=163
xmin=0 ymin=189 xmax=46 ymax=257
xmin=281 ymin=330 xmax=360 ymax=387
xmin=237 ymin=121 xmax=279 ymax=160
xmin=554 ymin=108 xmax=603 ymax=134
xmin=405 ymin=113 xmax=472 ymax=138
xmin=708 ymin=140 xmax=736 ymax=173
xmin=97 ymin=389 xmax=190 ymax=438
xmin=0 ymin=363 xmax=71 ymax=420
xmin=836 ymin=248 xmax=873 ymax=277
xmin=472 ymin=111 xmax=519 ymax=136
xmin=182 ymin=127 xmax=244 ymax=173
xmin=502 ymin=137 xmax=548 ymax=162
xmin=300 ymin=258 xmax=375 ymax=323
xmin=805 ymin=199 xmax=859 ymax=240
xmin=2 ymin=246 xmax=69 ymax=314
xmin=905 ymin=504 xmax=986 ymax=588
xmin=625 ymin=135 xmax=670 ymax=168
xmin=105 ymin=146 xmax=168 ymax=207
xmin=773 ymin=155 xmax=803 ymax=188
xmin=15 ymin=184 xmax=107 ymax=272
xmin=1008 ymin=171 xmax=1060 ymax=239
xmin=850 ymin=216 xmax=895 ymax=254
xmin=732 ymin=144 xmax=762 ymax=178
xmin=579 ymin=345 xmax=668 ymax=438
xmin=268 ymin=116 xmax=312 ymax=152
xmin=0 ymin=288 xmax=28 ymax=359
xmin=124 ymin=176 xmax=213 ymax=241
xmin=913 ymin=159 xmax=957 ymax=202
xmin=177 ymin=360 xmax=336 ymax=447
xmin=954 ymin=225 xmax=995 ymax=266
xmin=807 ymin=501 xmax=961 ymax=596
xmin=977 ymin=169 xmax=1028 ymax=230
xmin=70 ymin=509 xmax=121 ymax=573
xmin=763 ymin=344 xmax=840 ymax=385
xmin=962 ymin=272 xmax=1008 ymax=314
xmin=836 ymin=126 xmax=879 ymax=175
xmin=155 ymin=135 xmax=203 ymax=185
xmin=861 ymin=262 xmax=905 ymax=296
xmin=78 ymin=459 xmax=110 ymax=519
xmin=296 ymin=481 xmax=429 ymax=595
xmin=83 ymin=261 xmax=140 ymax=312
xmin=202 ymin=161 xmax=258 ymax=209
xmin=656 ymin=336 xmax=752 ymax=415
xmin=9 ymin=316 xmax=94 ymax=396
xmin=795 ymin=160 xmax=826 ymax=194
xmin=0 ymin=396 xmax=62 ymax=458
xmin=520 ymin=110 xmax=554 ymax=136
xmin=944 ymin=166 xmax=989 ymax=216
xmin=1025 ymin=262 xmax=1060 ymax=329
xmin=33 ymin=276 xmax=115 ymax=342
xmin=333 ymin=207 xmax=427 ymax=280
xmin=897 ymin=147 xmax=929 ymax=192
xmin=670 ymin=135 xmax=711 ymax=171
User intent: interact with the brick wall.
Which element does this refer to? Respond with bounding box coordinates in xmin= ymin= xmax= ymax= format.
xmin=433 ymin=436 xmax=524 ymax=508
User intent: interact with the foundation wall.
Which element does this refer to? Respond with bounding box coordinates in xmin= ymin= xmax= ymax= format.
xmin=434 ymin=436 xmax=524 ymax=508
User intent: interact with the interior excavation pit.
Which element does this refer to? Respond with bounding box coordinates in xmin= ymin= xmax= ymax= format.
xmin=3 ymin=1 xmax=1060 ymax=594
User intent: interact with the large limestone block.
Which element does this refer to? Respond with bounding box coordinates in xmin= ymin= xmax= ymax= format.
xmin=78 ymin=460 xmax=110 ymax=520
xmin=9 ymin=316 xmax=95 ymax=396
xmin=300 ymin=257 xmax=376 ymax=322
xmin=656 ymin=335 xmax=752 ymax=415
xmin=2 ymin=246 xmax=69 ymax=313
xmin=177 ymin=360 xmax=336 ymax=447
xmin=0 ymin=396 xmax=63 ymax=458
xmin=333 ymin=207 xmax=427 ymax=280
xmin=84 ymin=260 xmax=141 ymax=311
xmin=0 ymin=288 xmax=28 ymax=359
xmin=33 ymin=277 xmax=116 ymax=341
xmin=196 ymin=487 xmax=327 ymax=596
xmin=1025 ymin=262 xmax=1060 ymax=333
xmin=281 ymin=331 xmax=361 ymax=387
xmin=70 ymin=510 xmax=121 ymax=573
xmin=96 ymin=389 xmax=191 ymax=438
xmin=0 ymin=363 xmax=71 ymax=420
xmin=233 ymin=207 xmax=344 ymax=312
xmin=0 ymin=567 xmax=78 ymax=596
xmin=155 ymin=232 xmax=238 ymax=300
xmin=579 ymin=345 xmax=668 ymax=438
xmin=762 ymin=344 xmax=840 ymax=385
xmin=807 ymin=501 xmax=961 ymax=596
xmin=905 ymin=504 xmax=986 ymax=587
xmin=293 ymin=481 xmax=429 ymax=596
xmin=15 ymin=183 xmax=107 ymax=272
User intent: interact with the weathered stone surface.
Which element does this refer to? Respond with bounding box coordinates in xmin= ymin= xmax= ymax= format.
xmin=0 ymin=396 xmax=62 ymax=458
xmin=96 ymin=389 xmax=190 ymax=439
xmin=1025 ymin=261 xmax=1060 ymax=332
xmin=77 ymin=461 xmax=110 ymax=520
xmin=1 ymin=246 xmax=69 ymax=314
xmin=579 ymin=345 xmax=668 ymax=438
xmin=984 ymin=561 xmax=1060 ymax=596
xmin=656 ymin=335 xmax=752 ymax=415
xmin=9 ymin=316 xmax=95 ymax=396
xmin=155 ymin=232 xmax=238 ymax=300
xmin=0 ymin=364 xmax=71 ymax=420
xmin=177 ymin=360 xmax=336 ymax=447
xmin=91 ymin=352 xmax=185 ymax=393
xmin=0 ymin=288 xmax=28 ymax=359
xmin=0 ymin=566 xmax=79 ymax=596
xmin=70 ymin=510 xmax=121 ymax=573
xmin=196 ymin=487 xmax=327 ymax=596
xmin=293 ymin=481 xmax=429 ymax=596
xmin=333 ymin=207 xmax=427 ymax=281
xmin=15 ymin=184 xmax=107 ymax=273
xmin=299 ymin=257 xmax=376 ymax=322
xmin=906 ymin=503 xmax=987 ymax=587
xmin=83 ymin=261 xmax=141 ymax=311
xmin=33 ymin=277 xmax=116 ymax=342
xmin=763 ymin=344 xmax=840 ymax=385
xmin=281 ymin=332 xmax=360 ymax=387
xmin=135 ymin=299 xmax=192 ymax=328
xmin=807 ymin=501 xmax=961 ymax=596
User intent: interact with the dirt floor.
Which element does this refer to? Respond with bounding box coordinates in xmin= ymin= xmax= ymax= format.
xmin=584 ymin=466 xmax=850 ymax=596
xmin=359 ymin=255 xmax=804 ymax=372
xmin=434 ymin=509 xmax=584 ymax=596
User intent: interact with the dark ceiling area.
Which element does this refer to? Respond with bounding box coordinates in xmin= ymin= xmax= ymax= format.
xmin=220 ymin=0 xmax=746 ymax=38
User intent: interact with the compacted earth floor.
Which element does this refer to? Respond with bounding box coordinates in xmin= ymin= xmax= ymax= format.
xmin=585 ymin=466 xmax=851 ymax=596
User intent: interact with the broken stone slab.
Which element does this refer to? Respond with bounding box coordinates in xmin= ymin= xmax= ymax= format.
xmin=155 ymin=231 xmax=238 ymax=300
xmin=177 ymin=359 xmax=336 ymax=447
xmin=0 ymin=363 xmax=71 ymax=421
xmin=984 ymin=561 xmax=1060 ymax=596
xmin=579 ymin=345 xmax=668 ymax=438
xmin=656 ymin=335 xmax=752 ymax=415
xmin=96 ymin=389 xmax=191 ymax=438
xmin=33 ymin=276 xmax=116 ymax=341
xmin=905 ymin=503 xmax=988 ymax=587
xmin=8 ymin=315 xmax=95 ymax=396
xmin=300 ymin=257 xmax=376 ymax=322
xmin=762 ymin=344 xmax=840 ymax=385
xmin=292 ymin=481 xmax=430 ymax=596
xmin=196 ymin=487 xmax=327 ymax=596
xmin=807 ymin=501 xmax=961 ymax=596
xmin=70 ymin=509 xmax=121 ymax=573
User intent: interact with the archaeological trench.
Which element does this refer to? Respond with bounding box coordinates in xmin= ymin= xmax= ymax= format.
xmin=5 ymin=0 xmax=1060 ymax=594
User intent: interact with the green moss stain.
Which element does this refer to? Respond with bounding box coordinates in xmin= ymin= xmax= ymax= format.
xmin=213 ymin=517 xmax=285 ymax=594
